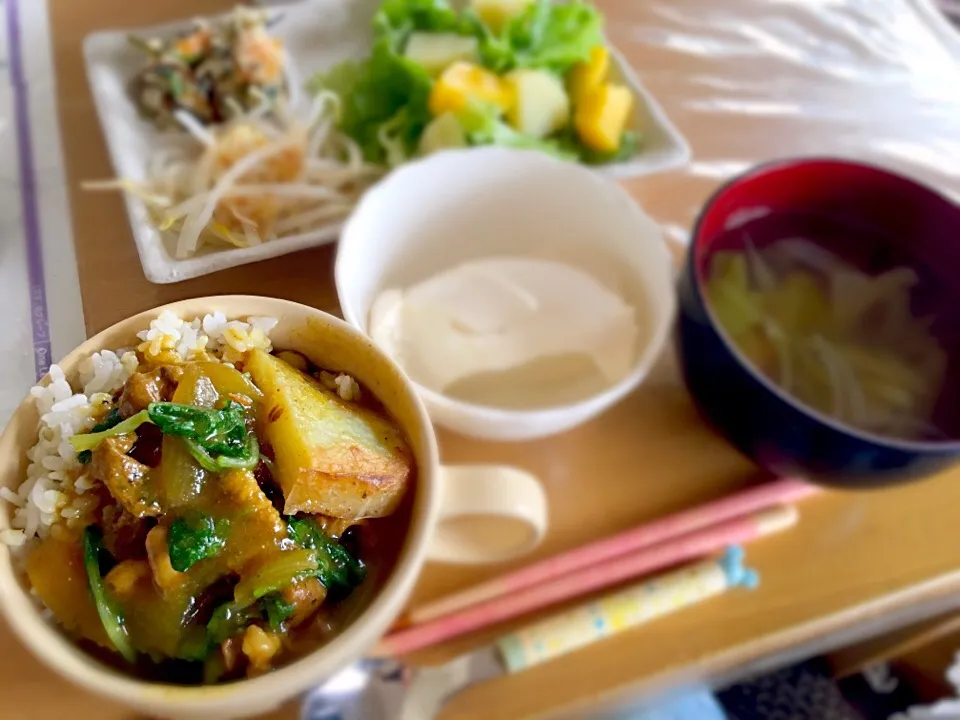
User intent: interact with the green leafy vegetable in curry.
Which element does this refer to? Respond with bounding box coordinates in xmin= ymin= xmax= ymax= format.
xmin=287 ymin=517 xmax=367 ymax=594
xmin=82 ymin=526 xmax=137 ymax=663
xmin=167 ymin=514 xmax=230 ymax=573
xmin=77 ymin=408 xmax=124 ymax=464
xmin=262 ymin=595 xmax=296 ymax=631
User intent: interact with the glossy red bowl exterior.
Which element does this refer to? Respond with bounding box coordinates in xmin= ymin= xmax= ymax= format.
xmin=676 ymin=158 xmax=960 ymax=487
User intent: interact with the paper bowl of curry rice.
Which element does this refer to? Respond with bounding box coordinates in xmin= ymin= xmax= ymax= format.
xmin=0 ymin=296 xmax=441 ymax=719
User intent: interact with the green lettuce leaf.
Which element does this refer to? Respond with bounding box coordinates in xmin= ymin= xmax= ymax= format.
xmin=555 ymin=128 xmax=640 ymax=165
xmin=457 ymin=101 xmax=577 ymax=161
xmin=309 ymin=0 xmax=611 ymax=166
xmin=308 ymin=0 xmax=476 ymax=165
xmin=373 ymin=0 xmax=475 ymax=50
xmin=308 ymin=41 xmax=432 ymax=165
xmin=477 ymin=0 xmax=603 ymax=74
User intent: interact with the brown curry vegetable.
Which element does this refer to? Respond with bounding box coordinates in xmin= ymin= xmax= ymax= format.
xmin=26 ymin=348 xmax=413 ymax=683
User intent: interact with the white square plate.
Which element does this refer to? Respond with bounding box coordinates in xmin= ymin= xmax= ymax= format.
xmin=83 ymin=0 xmax=690 ymax=284
xmin=83 ymin=0 xmax=380 ymax=284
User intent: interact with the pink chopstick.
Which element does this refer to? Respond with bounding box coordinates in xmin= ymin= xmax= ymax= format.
xmin=372 ymin=504 xmax=799 ymax=658
xmin=408 ymin=477 xmax=819 ymax=625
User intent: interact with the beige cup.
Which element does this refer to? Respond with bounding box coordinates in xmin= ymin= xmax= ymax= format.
xmin=0 ymin=296 xmax=546 ymax=719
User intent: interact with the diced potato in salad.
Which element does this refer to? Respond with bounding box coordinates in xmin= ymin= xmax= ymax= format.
xmin=504 ymin=70 xmax=570 ymax=139
xmin=419 ymin=113 xmax=468 ymax=154
xmin=405 ymin=33 xmax=480 ymax=75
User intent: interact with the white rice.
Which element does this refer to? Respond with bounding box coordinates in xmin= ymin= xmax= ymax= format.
xmin=136 ymin=310 xmax=278 ymax=364
xmin=3 ymin=312 xmax=278 ymax=548
xmin=319 ymin=370 xmax=362 ymax=402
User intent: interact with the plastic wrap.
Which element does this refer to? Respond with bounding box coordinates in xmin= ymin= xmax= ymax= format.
xmin=607 ymin=0 xmax=960 ymax=246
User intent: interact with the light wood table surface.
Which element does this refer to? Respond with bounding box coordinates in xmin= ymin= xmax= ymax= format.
xmin=5 ymin=0 xmax=960 ymax=718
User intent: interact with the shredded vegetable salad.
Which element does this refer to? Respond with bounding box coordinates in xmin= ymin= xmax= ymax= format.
xmin=130 ymin=7 xmax=292 ymax=130
xmin=84 ymin=95 xmax=382 ymax=259
xmin=308 ymin=0 xmax=639 ymax=168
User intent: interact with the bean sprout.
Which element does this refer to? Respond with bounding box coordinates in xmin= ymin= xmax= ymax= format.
xmin=83 ymin=102 xmax=382 ymax=259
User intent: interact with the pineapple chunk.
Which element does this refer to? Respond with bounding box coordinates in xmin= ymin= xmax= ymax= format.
xmin=419 ymin=112 xmax=467 ymax=155
xmin=471 ymin=0 xmax=534 ymax=33
xmin=405 ymin=32 xmax=479 ymax=76
xmin=574 ymin=83 xmax=633 ymax=153
xmin=429 ymin=61 xmax=511 ymax=116
xmin=568 ymin=45 xmax=610 ymax=105
xmin=504 ymin=69 xmax=570 ymax=139
xmin=245 ymin=349 xmax=413 ymax=520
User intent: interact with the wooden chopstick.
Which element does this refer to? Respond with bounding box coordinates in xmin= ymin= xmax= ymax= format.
xmin=408 ymin=477 xmax=818 ymax=625
xmin=372 ymin=504 xmax=800 ymax=657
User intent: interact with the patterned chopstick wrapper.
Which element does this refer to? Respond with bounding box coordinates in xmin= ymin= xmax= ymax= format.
xmin=497 ymin=546 xmax=758 ymax=673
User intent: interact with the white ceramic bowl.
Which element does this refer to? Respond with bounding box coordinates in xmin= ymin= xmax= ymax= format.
xmin=335 ymin=148 xmax=677 ymax=441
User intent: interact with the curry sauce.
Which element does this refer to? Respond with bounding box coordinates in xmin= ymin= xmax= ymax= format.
xmin=25 ymin=347 xmax=413 ymax=683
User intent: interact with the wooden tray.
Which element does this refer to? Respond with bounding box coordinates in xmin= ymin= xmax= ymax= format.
xmin=9 ymin=0 xmax=960 ymax=718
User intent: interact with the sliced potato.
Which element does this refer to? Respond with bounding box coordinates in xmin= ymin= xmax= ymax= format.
xmin=405 ymin=32 xmax=479 ymax=76
xmin=504 ymin=69 xmax=570 ymax=139
xmin=245 ymin=349 xmax=412 ymax=519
